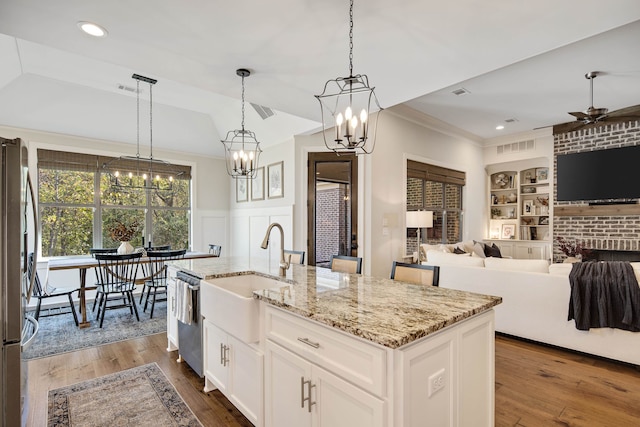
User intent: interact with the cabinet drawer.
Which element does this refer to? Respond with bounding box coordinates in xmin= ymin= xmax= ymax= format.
xmin=265 ymin=306 xmax=386 ymax=397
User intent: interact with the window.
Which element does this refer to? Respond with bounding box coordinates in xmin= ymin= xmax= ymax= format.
xmin=407 ymin=160 xmax=465 ymax=251
xmin=38 ymin=149 xmax=191 ymax=257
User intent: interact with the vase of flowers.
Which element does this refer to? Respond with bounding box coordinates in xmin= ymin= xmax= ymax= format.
xmin=557 ymin=236 xmax=590 ymax=263
xmin=109 ymin=219 xmax=140 ymax=254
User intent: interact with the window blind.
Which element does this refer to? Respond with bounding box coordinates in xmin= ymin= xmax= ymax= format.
xmin=37 ymin=149 xmax=192 ymax=180
xmin=407 ymin=160 xmax=465 ymax=186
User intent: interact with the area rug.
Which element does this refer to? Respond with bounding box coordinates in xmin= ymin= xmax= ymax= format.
xmin=24 ymin=303 xmax=167 ymax=360
xmin=47 ymin=363 xmax=202 ymax=427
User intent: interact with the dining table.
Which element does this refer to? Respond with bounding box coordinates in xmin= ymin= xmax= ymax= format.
xmin=47 ymin=251 xmax=216 ymax=328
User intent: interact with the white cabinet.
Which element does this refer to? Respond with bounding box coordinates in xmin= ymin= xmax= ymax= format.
xmin=265 ymin=339 xmax=311 ymax=427
xmin=398 ymin=310 xmax=495 ymax=427
xmin=166 ymin=267 xmax=179 ymax=351
xmin=265 ymin=340 xmax=385 ymax=427
xmin=203 ymin=319 xmax=263 ymax=426
xmin=203 ymin=320 xmax=229 ymax=393
xmin=514 ymin=242 xmax=548 ymax=260
xmin=487 ymin=165 xmax=551 ymax=258
xmin=264 ymin=305 xmax=495 ymax=427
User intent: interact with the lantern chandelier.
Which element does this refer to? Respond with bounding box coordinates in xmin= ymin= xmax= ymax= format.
xmin=103 ymin=74 xmax=183 ymax=192
xmin=221 ymin=68 xmax=262 ymax=179
xmin=315 ymin=0 xmax=383 ymax=155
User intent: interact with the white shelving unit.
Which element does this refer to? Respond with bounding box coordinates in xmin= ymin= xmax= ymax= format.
xmin=486 ymin=166 xmax=551 ymax=260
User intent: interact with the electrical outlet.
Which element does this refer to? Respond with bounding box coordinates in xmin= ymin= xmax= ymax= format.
xmin=428 ymin=368 xmax=446 ymax=397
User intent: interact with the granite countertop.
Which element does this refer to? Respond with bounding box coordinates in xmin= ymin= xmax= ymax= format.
xmin=171 ymin=257 xmax=502 ymax=349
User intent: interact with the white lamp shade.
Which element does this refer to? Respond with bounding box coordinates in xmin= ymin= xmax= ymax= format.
xmin=406 ymin=211 xmax=433 ymax=228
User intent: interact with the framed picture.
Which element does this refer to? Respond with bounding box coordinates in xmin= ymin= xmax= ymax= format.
xmin=236 ymin=177 xmax=248 ymax=203
xmin=501 ymin=224 xmax=515 ymax=240
xmin=523 ymin=200 xmax=534 ymax=215
xmin=536 ymin=167 xmax=548 ymax=182
xmin=539 ymin=216 xmax=549 ymax=225
xmin=251 ymin=167 xmax=265 ymax=201
xmin=267 ymin=161 xmax=284 ymax=199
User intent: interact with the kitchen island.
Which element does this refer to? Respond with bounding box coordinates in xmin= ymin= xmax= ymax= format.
xmin=169 ymin=257 xmax=502 ymax=427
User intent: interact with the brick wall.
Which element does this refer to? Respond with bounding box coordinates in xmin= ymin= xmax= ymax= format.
xmin=553 ymin=120 xmax=640 ymax=261
xmin=316 ymin=185 xmax=350 ymax=264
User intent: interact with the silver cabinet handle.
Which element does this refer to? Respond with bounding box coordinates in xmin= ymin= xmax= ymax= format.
xmin=307 ymin=379 xmax=316 ymax=413
xmin=297 ymin=337 xmax=320 ymax=349
xmin=220 ymin=343 xmax=224 ymax=365
xmin=223 ymin=345 xmax=230 ymax=367
xmin=300 ymin=377 xmax=316 ymax=412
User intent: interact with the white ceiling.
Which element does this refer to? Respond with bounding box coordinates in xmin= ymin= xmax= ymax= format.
xmin=0 ymin=0 xmax=639 ymax=157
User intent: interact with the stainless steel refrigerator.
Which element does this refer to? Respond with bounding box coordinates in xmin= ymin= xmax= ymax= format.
xmin=1 ymin=137 xmax=38 ymax=426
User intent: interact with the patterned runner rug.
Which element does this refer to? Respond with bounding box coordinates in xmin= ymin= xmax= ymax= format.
xmin=24 ymin=303 xmax=167 ymax=359
xmin=47 ymin=363 xmax=202 ymax=427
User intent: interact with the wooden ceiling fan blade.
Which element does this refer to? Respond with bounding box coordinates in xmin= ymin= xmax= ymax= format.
xmin=553 ymin=120 xmax=587 ymax=134
xmin=568 ymin=111 xmax=588 ymax=119
xmin=606 ymin=104 xmax=640 ymax=118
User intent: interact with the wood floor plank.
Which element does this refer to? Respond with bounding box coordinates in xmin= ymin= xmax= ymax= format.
xmin=27 ymin=332 xmax=640 ymax=426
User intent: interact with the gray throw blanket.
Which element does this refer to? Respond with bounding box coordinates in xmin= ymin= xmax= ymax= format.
xmin=568 ymin=261 xmax=640 ymax=332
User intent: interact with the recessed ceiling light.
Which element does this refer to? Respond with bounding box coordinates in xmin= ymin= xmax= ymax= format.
xmin=77 ymin=21 xmax=108 ymax=37
xmin=496 ymin=125 xmax=505 ymax=130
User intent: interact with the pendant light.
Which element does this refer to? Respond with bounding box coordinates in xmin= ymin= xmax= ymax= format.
xmin=221 ymin=68 xmax=262 ymax=179
xmin=315 ymin=0 xmax=383 ymax=155
xmin=103 ymin=74 xmax=183 ymax=192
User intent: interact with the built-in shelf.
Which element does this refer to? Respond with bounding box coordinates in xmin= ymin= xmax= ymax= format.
xmin=554 ymin=204 xmax=640 ymax=217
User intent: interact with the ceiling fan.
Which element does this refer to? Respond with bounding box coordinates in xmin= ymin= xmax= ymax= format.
xmin=553 ymin=71 xmax=640 ymax=134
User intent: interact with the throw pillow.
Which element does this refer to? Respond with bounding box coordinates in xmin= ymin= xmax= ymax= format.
xmin=472 ymin=242 xmax=486 ymax=258
xmin=453 ymin=247 xmax=467 ymax=255
xmin=492 ymin=243 xmax=503 ymax=258
xmin=484 ymin=243 xmax=502 ymax=258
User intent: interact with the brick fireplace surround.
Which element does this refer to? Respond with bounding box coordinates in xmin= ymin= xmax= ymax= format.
xmin=553 ymin=120 xmax=640 ymax=262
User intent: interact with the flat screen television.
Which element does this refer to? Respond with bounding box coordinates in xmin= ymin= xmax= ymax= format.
xmin=556 ymin=145 xmax=640 ymax=202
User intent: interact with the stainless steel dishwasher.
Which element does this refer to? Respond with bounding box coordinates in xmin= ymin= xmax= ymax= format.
xmin=176 ymin=270 xmax=203 ymax=377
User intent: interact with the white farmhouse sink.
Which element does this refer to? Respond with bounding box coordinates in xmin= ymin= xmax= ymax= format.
xmin=201 ymin=274 xmax=288 ymax=343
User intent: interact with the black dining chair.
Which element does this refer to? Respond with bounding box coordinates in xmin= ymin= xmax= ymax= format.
xmin=27 ymin=253 xmax=79 ymax=326
xmin=89 ymin=248 xmax=117 ymax=313
xmin=147 ymin=245 xmax=171 ymax=251
xmin=284 ymin=249 xmax=305 ymax=265
xmin=330 ymin=255 xmax=363 ymax=274
xmin=93 ymin=252 xmax=143 ymax=328
xmin=390 ymin=261 xmax=440 ymax=286
xmin=140 ymin=249 xmax=186 ymax=318
xmin=208 ymin=244 xmax=222 ymax=257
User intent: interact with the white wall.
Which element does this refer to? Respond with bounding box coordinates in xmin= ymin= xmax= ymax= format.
xmin=291 ymin=106 xmax=487 ymax=278
xmin=228 ymin=139 xmax=296 ymax=261
xmin=367 ymin=108 xmax=486 ymax=278
xmin=482 ymin=128 xmax=553 ymax=167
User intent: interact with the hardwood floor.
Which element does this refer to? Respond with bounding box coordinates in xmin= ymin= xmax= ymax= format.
xmin=495 ymin=334 xmax=640 ymax=427
xmin=27 ymin=333 xmax=640 ymax=426
xmin=27 ymin=333 xmax=253 ymax=426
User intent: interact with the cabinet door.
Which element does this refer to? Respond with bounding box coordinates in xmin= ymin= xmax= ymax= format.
xmin=313 ymin=366 xmax=385 ymax=427
xmin=514 ymin=243 xmax=547 ymax=260
xmin=166 ymin=278 xmax=178 ymax=351
xmin=265 ymin=341 xmax=312 ymax=427
xmin=514 ymin=244 xmax=532 ymax=259
xmin=203 ymin=320 xmax=229 ymax=393
xmin=228 ymin=336 xmax=263 ymax=426
xmin=529 ymin=245 xmax=546 ymax=260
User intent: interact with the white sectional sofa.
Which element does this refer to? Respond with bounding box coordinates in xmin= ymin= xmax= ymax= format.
xmin=421 ymin=244 xmax=640 ymax=366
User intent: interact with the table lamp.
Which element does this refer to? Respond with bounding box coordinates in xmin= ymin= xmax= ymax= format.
xmin=406 ymin=210 xmax=434 ymax=262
